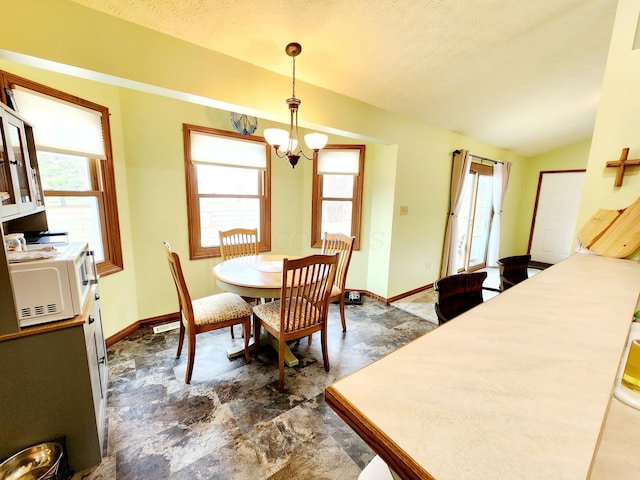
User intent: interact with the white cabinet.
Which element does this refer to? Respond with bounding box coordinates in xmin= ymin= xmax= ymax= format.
xmin=0 ymin=284 xmax=107 ymax=472
xmin=0 ymin=103 xmax=44 ymax=220
xmin=84 ymin=286 xmax=108 ymax=453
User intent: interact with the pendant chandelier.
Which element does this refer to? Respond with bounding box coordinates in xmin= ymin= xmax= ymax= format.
xmin=264 ymin=42 xmax=328 ymax=168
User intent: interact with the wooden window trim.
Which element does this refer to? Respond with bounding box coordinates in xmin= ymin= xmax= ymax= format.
xmin=470 ymin=161 xmax=493 ymax=176
xmin=311 ymin=144 xmax=365 ymax=250
xmin=183 ymin=124 xmax=271 ymax=259
xmin=0 ymin=71 xmax=123 ymax=277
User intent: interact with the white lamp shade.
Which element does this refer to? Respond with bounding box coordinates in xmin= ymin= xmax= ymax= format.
xmin=305 ymin=132 xmax=328 ymax=150
xmin=263 ymin=128 xmax=289 ymax=147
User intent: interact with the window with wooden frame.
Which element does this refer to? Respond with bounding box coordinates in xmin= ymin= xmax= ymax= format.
xmin=0 ymin=71 xmax=123 ymax=276
xmin=184 ymin=125 xmax=271 ymax=259
xmin=311 ymin=144 xmax=365 ymax=249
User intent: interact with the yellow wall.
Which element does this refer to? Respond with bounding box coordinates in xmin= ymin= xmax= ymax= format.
xmin=1 ymin=0 xmax=601 ymax=338
xmin=578 ymin=0 xmax=640 ymax=261
xmin=513 ymin=139 xmax=591 ymax=253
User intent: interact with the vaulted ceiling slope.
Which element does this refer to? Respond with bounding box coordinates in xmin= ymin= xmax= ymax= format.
xmin=70 ymin=0 xmax=618 ymax=157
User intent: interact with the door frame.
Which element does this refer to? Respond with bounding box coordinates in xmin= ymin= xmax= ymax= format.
xmin=527 ymin=169 xmax=586 ymax=257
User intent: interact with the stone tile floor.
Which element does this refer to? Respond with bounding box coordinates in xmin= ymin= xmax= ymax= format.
xmin=75 ymin=298 xmax=435 ymax=479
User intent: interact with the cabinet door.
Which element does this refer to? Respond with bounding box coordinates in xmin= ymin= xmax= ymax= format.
xmin=5 ymin=114 xmax=37 ymax=213
xmin=84 ymin=287 xmax=108 ymax=454
xmin=0 ymin=107 xmax=38 ymax=219
xmin=0 ymin=113 xmax=19 ymax=216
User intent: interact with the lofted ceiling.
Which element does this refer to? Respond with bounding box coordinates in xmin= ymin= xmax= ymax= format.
xmin=69 ymin=0 xmax=618 ymax=157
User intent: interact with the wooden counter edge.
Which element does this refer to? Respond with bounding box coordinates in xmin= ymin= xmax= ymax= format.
xmin=325 ymin=385 xmax=435 ymax=480
xmin=0 ymin=284 xmax=96 ymax=342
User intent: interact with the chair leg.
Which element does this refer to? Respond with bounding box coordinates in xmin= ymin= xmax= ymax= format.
xmin=321 ymin=329 xmax=330 ymax=372
xmin=185 ymin=331 xmax=196 ymax=384
xmin=176 ymin=320 xmax=185 ymax=358
xmin=243 ymin=317 xmax=251 ymax=363
xmin=230 ymin=325 xmax=235 ymax=339
xmin=278 ymin=335 xmax=286 ymax=392
xmin=253 ymin=314 xmax=261 ymax=353
xmin=340 ymin=296 xmax=347 ymax=332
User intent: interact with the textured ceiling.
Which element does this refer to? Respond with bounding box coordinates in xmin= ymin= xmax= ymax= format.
xmin=69 ymin=0 xmax=617 ymax=157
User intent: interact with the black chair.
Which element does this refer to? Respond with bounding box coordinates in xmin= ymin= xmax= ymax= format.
xmin=497 ymin=255 xmax=531 ymax=291
xmin=434 ymin=271 xmax=488 ymax=325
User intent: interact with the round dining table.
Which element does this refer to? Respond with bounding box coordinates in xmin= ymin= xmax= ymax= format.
xmin=213 ymin=254 xmax=295 ymax=299
xmin=213 ymin=254 xmax=300 ymax=366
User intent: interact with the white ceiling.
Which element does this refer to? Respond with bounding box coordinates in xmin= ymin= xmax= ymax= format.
xmin=69 ymin=0 xmax=618 ymax=157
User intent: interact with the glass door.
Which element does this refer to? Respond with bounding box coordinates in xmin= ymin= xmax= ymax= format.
xmin=456 ymin=162 xmax=494 ymax=271
xmin=7 ymin=119 xmax=32 ymax=206
xmin=0 ymin=107 xmax=38 ymax=218
xmin=0 ymin=117 xmax=15 ymax=209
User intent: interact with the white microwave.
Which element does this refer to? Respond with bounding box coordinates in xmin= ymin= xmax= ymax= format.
xmin=9 ymin=242 xmax=97 ymax=327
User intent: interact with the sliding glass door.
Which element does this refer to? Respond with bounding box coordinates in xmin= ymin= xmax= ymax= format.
xmin=456 ymin=162 xmax=493 ymax=271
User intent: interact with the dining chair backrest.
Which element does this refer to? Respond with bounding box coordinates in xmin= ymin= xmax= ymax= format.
xmin=497 ymin=254 xmax=531 ymax=290
xmin=434 ymin=271 xmax=488 ymax=325
xmin=164 ymin=241 xmax=194 ymax=326
xmin=279 ymin=254 xmax=338 ymax=335
xmin=321 ymin=233 xmax=355 ymax=294
xmin=219 ymin=228 xmax=259 ymax=260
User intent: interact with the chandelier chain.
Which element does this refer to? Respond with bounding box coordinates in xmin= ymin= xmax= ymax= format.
xmin=291 ymin=55 xmax=296 ymax=99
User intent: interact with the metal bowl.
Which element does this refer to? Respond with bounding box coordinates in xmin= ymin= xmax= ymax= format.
xmin=0 ymin=442 xmax=63 ymax=480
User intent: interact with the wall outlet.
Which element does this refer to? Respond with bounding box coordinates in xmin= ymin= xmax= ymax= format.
xmin=400 ymin=206 xmax=409 ymax=216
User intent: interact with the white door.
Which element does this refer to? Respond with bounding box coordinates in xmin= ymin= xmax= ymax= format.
xmin=529 ymin=171 xmax=585 ymax=264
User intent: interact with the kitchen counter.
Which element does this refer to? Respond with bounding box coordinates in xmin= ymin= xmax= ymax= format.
xmin=326 ymin=253 xmax=640 ymax=479
xmin=0 ymin=316 xmax=86 ymax=342
xmin=590 ymin=397 xmax=640 ymax=478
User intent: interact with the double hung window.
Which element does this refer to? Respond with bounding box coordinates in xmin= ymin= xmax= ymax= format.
xmin=311 ymin=145 xmax=365 ymax=249
xmin=1 ymin=72 xmax=122 ymax=275
xmin=184 ymin=125 xmax=271 ymax=259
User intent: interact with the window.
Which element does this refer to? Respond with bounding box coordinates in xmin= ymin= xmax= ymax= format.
xmin=311 ymin=145 xmax=365 ymax=249
xmin=184 ymin=125 xmax=271 ymax=259
xmin=0 ymin=72 xmax=123 ymax=276
xmin=456 ymin=161 xmax=493 ymax=271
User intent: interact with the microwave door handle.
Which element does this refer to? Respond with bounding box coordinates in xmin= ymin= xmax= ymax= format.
xmin=85 ymin=250 xmax=98 ymax=284
xmin=81 ymin=251 xmax=89 ymax=286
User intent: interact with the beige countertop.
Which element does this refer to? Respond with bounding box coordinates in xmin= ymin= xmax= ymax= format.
xmin=326 ymin=253 xmax=640 ymax=480
xmin=590 ymin=397 xmax=640 ymax=478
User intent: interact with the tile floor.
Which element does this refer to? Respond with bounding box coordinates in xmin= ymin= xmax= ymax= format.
xmin=75 ymin=298 xmax=435 ymax=479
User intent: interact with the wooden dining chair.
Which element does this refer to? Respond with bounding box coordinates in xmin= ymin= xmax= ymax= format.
xmin=497 ymin=254 xmax=531 ymax=291
xmin=218 ymin=227 xmax=259 ymax=338
xmin=322 ymin=233 xmax=355 ymax=332
xmin=219 ymin=228 xmax=259 ymax=260
xmin=434 ymin=271 xmax=488 ymax=325
xmin=164 ymin=242 xmax=252 ymax=384
xmin=252 ymin=254 xmax=338 ymax=392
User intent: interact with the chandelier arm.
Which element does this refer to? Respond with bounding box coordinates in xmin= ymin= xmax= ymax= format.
xmin=272 ymin=148 xmax=287 ymax=159
xmin=298 ymin=149 xmax=318 ymax=161
xmin=293 ymin=106 xmax=302 ymax=155
xmin=287 ymin=106 xmax=297 ymax=154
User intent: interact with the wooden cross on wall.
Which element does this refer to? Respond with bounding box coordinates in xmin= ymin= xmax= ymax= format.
xmin=606 ymin=147 xmax=640 ymax=187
